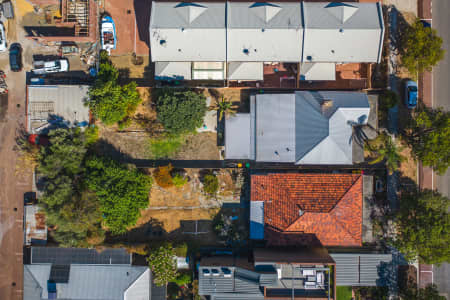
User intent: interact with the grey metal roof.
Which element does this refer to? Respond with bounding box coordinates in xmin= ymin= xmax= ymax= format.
xmin=31 ymin=247 xmax=131 ymax=265
xmin=150 ymin=1 xmax=226 ymax=61
xmin=25 ymin=264 xmax=149 ymax=300
xmin=27 ymin=85 xmax=90 ymax=134
xmin=227 ymin=2 xmax=303 ymax=62
xmin=330 ymin=253 xmax=393 ymax=286
xmin=225 ymin=91 xmax=370 ymax=164
xmin=225 ymin=113 xmax=254 ymax=160
xmin=255 ymin=93 xmax=296 ymax=162
xmin=302 ymin=2 xmax=384 ymax=63
xmin=199 ymin=266 xmax=263 ymax=296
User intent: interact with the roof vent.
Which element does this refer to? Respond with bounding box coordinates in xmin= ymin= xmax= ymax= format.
xmin=159 ymin=39 xmax=167 ymax=46
xmin=299 ymin=209 xmax=304 ymax=217
xmin=339 ymin=28 xmax=344 ymax=33
xmin=243 ymin=48 xmax=250 ymax=55
xmin=306 ymin=55 xmax=313 ymax=61
xmin=262 ymin=28 xmax=265 ymax=32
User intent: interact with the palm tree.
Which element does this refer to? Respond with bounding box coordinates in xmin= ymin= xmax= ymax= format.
xmin=213 ymin=96 xmax=238 ymax=121
xmin=368 ymin=133 xmax=406 ymax=173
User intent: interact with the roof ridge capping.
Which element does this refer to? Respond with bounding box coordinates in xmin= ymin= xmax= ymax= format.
xmin=174 ymin=2 xmax=208 ymax=24
xmin=324 ymin=2 xmax=358 ymax=24
xmin=249 ymin=2 xmax=282 ymax=23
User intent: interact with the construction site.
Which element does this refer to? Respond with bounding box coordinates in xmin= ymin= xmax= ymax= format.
xmin=24 ymin=0 xmax=97 ymax=43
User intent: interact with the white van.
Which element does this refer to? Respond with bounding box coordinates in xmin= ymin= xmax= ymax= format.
xmin=32 ymin=59 xmax=69 ymax=74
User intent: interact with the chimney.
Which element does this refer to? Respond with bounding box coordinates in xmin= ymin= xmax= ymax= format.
xmin=321 ymin=99 xmax=333 ymax=115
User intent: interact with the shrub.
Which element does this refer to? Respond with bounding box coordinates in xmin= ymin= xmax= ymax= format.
xmin=154 ymin=164 xmax=174 ymax=188
xmin=156 ymin=89 xmax=207 ymax=134
xmin=87 ymin=54 xmax=142 ymax=125
xmin=380 ymin=90 xmax=399 ymax=110
xmin=172 ymin=174 xmax=188 ymax=188
xmin=173 ymin=273 xmax=192 ymax=286
xmin=203 ymin=173 xmax=219 ymax=196
xmin=149 ymin=135 xmax=184 ymax=159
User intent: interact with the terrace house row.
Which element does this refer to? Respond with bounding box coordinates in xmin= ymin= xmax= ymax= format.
xmin=150 ymin=1 xmax=384 ymax=85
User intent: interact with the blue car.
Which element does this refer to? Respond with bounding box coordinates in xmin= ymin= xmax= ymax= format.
xmin=405 ymin=80 xmax=418 ymax=109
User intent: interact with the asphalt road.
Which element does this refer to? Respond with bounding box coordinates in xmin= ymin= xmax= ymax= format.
xmin=431 ymin=0 xmax=450 ymax=298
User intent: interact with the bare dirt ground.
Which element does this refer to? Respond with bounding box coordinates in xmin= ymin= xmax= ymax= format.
xmin=110 ymin=55 xmax=150 ymax=79
xmin=103 ymin=0 xmax=149 ymax=56
xmin=127 ymin=168 xmax=243 ymax=244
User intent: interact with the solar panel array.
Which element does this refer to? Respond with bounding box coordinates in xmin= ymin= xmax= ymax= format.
xmin=31 ymin=247 xmax=131 ymax=265
xmin=49 ymin=264 xmax=71 ymax=283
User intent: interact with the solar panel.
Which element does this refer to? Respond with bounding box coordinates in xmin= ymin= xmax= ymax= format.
xmin=49 ymin=264 xmax=70 ymax=283
xmin=31 ymin=247 xmax=131 ymax=265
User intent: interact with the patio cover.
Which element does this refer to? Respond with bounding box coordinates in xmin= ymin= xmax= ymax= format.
xmin=155 ymin=62 xmax=192 ymax=80
xmin=228 ymin=62 xmax=263 ymax=80
xmin=300 ymin=63 xmax=336 ymax=81
xmin=225 ymin=113 xmax=254 ymax=159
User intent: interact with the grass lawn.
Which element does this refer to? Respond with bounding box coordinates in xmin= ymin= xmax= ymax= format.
xmin=336 ymin=286 xmax=352 ymax=300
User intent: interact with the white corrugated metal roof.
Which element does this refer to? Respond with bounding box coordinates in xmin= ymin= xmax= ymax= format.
xmin=227 ymin=2 xmax=303 ymax=62
xmin=228 ymin=62 xmax=263 ymax=80
xmin=155 ymin=62 xmax=192 ymax=80
xmin=300 ymin=63 xmax=336 ymax=81
xmin=150 ymin=2 xmax=226 ymax=61
xmin=302 ymin=2 xmax=384 ymax=63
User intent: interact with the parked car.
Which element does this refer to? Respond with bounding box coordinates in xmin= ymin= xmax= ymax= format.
xmin=9 ymin=43 xmax=22 ymax=72
xmin=32 ymin=58 xmax=69 ymax=74
xmin=0 ymin=22 xmax=6 ymax=51
xmin=405 ymin=80 xmax=418 ymax=109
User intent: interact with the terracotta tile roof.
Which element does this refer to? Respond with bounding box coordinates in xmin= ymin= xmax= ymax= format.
xmin=251 ymin=173 xmax=363 ymax=247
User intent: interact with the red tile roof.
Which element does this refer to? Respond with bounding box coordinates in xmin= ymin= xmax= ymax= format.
xmin=251 ymin=173 xmax=363 ymax=247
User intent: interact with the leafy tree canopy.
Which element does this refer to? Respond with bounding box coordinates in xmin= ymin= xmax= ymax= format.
xmin=147 ymin=243 xmax=178 ymax=286
xmin=401 ymin=20 xmax=445 ymax=75
xmin=37 ymin=128 xmax=104 ymax=246
xmin=156 ymin=89 xmax=207 ymax=134
xmin=87 ymin=52 xmax=142 ymax=125
xmin=394 ymin=190 xmax=450 ymax=264
xmin=84 ymin=156 xmax=152 ymax=234
xmin=406 ymin=106 xmax=450 ymax=174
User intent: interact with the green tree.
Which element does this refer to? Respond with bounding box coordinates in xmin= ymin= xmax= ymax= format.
xmin=394 ymin=190 xmax=450 ymax=264
xmin=156 ymin=89 xmax=207 ymax=134
xmin=401 ymin=20 xmax=445 ymax=75
xmin=147 ymin=243 xmax=178 ymax=286
xmin=84 ymin=156 xmax=152 ymax=234
xmin=45 ymin=190 xmax=104 ymax=247
xmin=406 ymin=106 xmax=450 ymax=174
xmin=37 ymin=128 xmax=104 ymax=246
xmin=87 ymin=52 xmax=141 ymax=125
xmin=368 ymin=133 xmax=405 ymax=173
xmin=213 ymin=96 xmax=238 ymax=121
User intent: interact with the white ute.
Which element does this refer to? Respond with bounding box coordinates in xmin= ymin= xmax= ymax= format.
xmin=32 ymin=59 xmax=69 ymax=74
